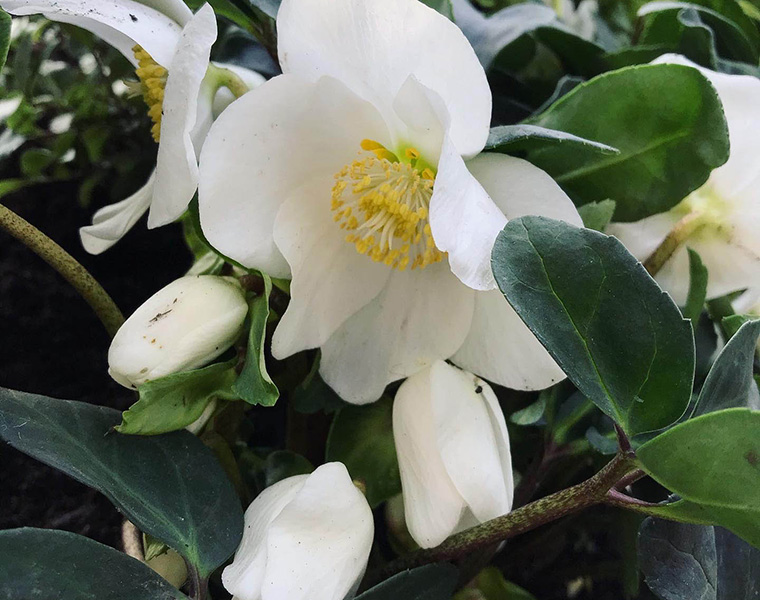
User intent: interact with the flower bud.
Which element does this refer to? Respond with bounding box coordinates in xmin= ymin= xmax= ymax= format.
xmin=222 ymin=463 xmax=374 ymax=600
xmin=108 ymin=275 xmax=248 ymax=388
xmin=393 ymin=361 xmax=514 ymax=549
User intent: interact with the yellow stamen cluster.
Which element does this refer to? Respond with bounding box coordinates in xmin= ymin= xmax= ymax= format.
xmin=331 ymin=141 xmax=444 ymax=271
xmin=133 ymin=45 xmax=167 ymax=142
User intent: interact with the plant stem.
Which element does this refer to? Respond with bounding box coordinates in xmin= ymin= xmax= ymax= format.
xmin=185 ymin=563 xmax=208 ymax=600
xmin=643 ymin=210 xmax=707 ymax=276
xmin=371 ymin=453 xmax=638 ymax=584
xmin=210 ymin=64 xmax=250 ymax=99
xmin=0 ymin=203 xmax=124 ymax=336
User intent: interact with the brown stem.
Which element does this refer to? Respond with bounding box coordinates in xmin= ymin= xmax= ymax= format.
xmin=0 ymin=203 xmax=124 ymax=336
xmin=643 ymin=210 xmax=707 ymax=276
xmin=369 ymin=453 xmax=637 ymax=585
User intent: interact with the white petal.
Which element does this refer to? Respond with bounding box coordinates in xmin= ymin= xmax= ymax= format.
xmin=607 ymin=212 xmax=681 ymax=263
xmin=222 ymin=476 xmax=308 ymax=600
xmin=429 ymin=136 xmax=507 ymax=291
xmin=653 ymin=54 xmax=760 ymax=198
xmin=430 ymin=361 xmax=513 ymax=522
xmin=392 ymin=76 xmax=449 ymax=166
xmin=468 ymin=152 xmax=583 ymax=225
xmin=148 ymin=4 xmax=217 ymax=228
xmin=262 ymin=463 xmax=374 ymax=600
xmin=277 ymin=0 xmax=490 ymax=158
xmin=79 ymin=172 xmax=153 ymax=254
xmin=271 ymin=176 xmax=391 ymax=359
xmin=320 ymin=263 xmax=475 ymax=404
xmin=393 ymin=366 xmax=466 ymax=548
xmin=452 ymin=289 xmax=567 ymax=390
xmin=198 ymin=74 xmax=389 ymax=277
xmin=0 ymin=0 xmax=185 ymax=67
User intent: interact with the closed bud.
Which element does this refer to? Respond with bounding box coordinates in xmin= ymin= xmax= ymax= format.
xmin=108 ymin=275 xmax=248 ymax=388
xmin=393 ymin=361 xmax=514 ymax=549
xmin=222 ymin=463 xmax=374 ymax=600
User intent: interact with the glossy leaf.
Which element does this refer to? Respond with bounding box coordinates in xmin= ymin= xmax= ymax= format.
xmin=0 ymin=528 xmax=188 ymax=600
xmin=683 ymin=249 xmax=709 ymax=323
xmin=234 ymin=275 xmax=279 ymax=406
xmin=526 ymin=64 xmax=729 ymax=222
xmin=694 ymin=319 xmax=760 ymax=417
xmin=421 ymin=0 xmax=454 ymax=19
xmin=326 ymin=397 xmax=400 ymax=508
xmin=357 ymin=564 xmax=459 ymax=600
xmin=0 ymin=9 xmax=9 ymax=70
xmin=117 ymin=361 xmax=238 ymax=435
xmin=578 ymin=199 xmax=617 ymax=232
xmin=485 ymin=124 xmax=618 ymax=156
xmin=492 ymin=216 xmax=694 ymax=435
xmin=0 ymin=389 xmax=243 ymax=577
xmin=638 ymin=408 xmax=760 ymax=547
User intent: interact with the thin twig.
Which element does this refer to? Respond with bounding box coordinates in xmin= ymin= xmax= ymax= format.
xmin=0 ymin=203 xmax=124 ymax=336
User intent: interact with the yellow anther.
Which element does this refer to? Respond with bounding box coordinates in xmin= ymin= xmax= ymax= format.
xmin=132 ymin=45 xmax=167 ymax=143
xmin=331 ymin=144 xmax=445 ymax=271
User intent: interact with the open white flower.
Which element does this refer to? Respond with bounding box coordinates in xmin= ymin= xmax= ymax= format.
xmin=393 ymin=361 xmax=513 ymax=548
xmin=608 ymin=55 xmax=760 ymax=305
xmin=0 ymin=0 xmax=264 ymax=253
xmin=108 ymin=275 xmax=248 ymax=388
xmin=222 ymin=462 xmax=374 ymax=600
xmin=199 ymin=0 xmax=580 ymax=404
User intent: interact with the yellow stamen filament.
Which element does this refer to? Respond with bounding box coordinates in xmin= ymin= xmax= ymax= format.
xmin=133 ymin=45 xmax=167 ymax=143
xmin=331 ymin=141 xmax=444 ymax=271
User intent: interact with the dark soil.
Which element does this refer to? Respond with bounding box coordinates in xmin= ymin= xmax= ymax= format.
xmin=0 ymin=179 xmax=186 ymax=549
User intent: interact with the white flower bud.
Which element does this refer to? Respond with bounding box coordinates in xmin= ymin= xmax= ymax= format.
xmin=222 ymin=463 xmax=374 ymax=600
xmin=393 ymin=361 xmax=514 ymax=549
xmin=108 ymin=276 xmax=248 ymax=389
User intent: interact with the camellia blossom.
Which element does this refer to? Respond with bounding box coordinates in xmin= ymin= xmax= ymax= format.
xmin=199 ymin=0 xmax=582 ymax=404
xmin=393 ymin=360 xmax=513 ymax=548
xmin=222 ymin=462 xmax=374 ymax=600
xmin=108 ymin=275 xmax=248 ymax=389
xmin=0 ymin=0 xmax=264 ymax=253
xmin=608 ymin=55 xmax=760 ymax=305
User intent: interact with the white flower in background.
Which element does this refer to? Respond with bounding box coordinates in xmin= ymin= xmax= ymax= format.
xmin=108 ymin=275 xmax=248 ymax=389
xmin=547 ymin=0 xmax=598 ymax=40
xmin=199 ymin=0 xmax=581 ymax=404
xmin=393 ymin=361 xmax=513 ymax=548
xmin=608 ymin=55 xmax=760 ymax=305
xmin=222 ymin=463 xmax=374 ymax=600
xmin=0 ymin=0 xmax=264 ymax=253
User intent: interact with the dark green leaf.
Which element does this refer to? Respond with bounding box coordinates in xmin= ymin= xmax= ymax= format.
xmin=694 ymin=320 xmax=760 ymax=416
xmin=722 ymin=314 xmax=752 ymax=339
xmin=0 ymin=528 xmax=188 ymax=600
xmin=326 ymin=397 xmax=400 ymax=508
xmin=421 ymin=0 xmax=454 ymax=19
xmin=469 ymin=566 xmax=537 ymax=600
xmin=578 ymin=199 xmax=617 ymax=232
xmin=526 ymin=64 xmax=729 ymax=222
xmin=485 ymin=124 xmax=618 ymax=156
xmin=638 ymin=408 xmax=760 ymax=547
xmin=234 ymin=275 xmax=279 ymax=406
xmin=585 ymin=426 xmax=618 ymax=455
xmin=243 ymin=0 xmax=280 ymax=19
xmin=683 ymin=249 xmax=709 ymax=322
xmin=356 ymin=564 xmax=459 ymax=600
xmin=291 ymin=353 xmax=345 ymax=415
xmin=510 ymin=393 xmax=547 ymax=426
xmin=0 ymin=9 xmax=10 ymax=70
xmin=264 ymin=450 xmax=314 ymax=486
xmin=0 ymin=389 xmax=243 ymax=577
xmin=639 ymin=518 xmax=760 ymax=600
xmin=117 ymin=362 xmax=238 ymax=435
xmin=492 ymin=216 xmax=694 ymax=435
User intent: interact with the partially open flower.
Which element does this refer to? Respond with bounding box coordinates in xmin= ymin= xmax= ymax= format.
xmin=0 ymin=0 xmax=264 ymax=253
xmin=108 ymin=275 xmax=248 ymax=389
xmin=608 ymin=54 xmax=760 ymax=304
xmin=222 ymin=463 xmax=374 ymax=600
xmin=393 ymin=361 xmax=514 ymax=549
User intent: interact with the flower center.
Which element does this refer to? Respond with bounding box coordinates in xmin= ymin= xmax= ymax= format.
xmin=331 ymin=140 xmax=444 ymax=271
xmin=132 ymin=45 xmax=167 ymax=143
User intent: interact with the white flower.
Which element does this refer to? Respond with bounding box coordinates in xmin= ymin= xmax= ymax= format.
xmin=199 ymin=0 xmax=581 ymax=404
xmin=393 ymin=361 xmax=513 ymax=548
xmin=108 ymin=275 xmax=248 ymax=388
xmin=608 ymin=55 xmax=760 ymax=305
xmin=0 ymin=0 xmax=264 ymax=253
xmin=547 ymin=0 xmax=598 ymax=40
xmin=222 ymin=463 xmax=374 ymax=600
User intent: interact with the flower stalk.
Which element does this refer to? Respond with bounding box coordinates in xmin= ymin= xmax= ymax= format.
xmin=643 ymin=210 xmax=708 ymax=276
xmin=369 ymin=452 xmax=638 ymax=585
xmin=0 ymin=203 xmax=124 ymax=336
xmin=209 ymin=64 xmax=250 ymax=99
